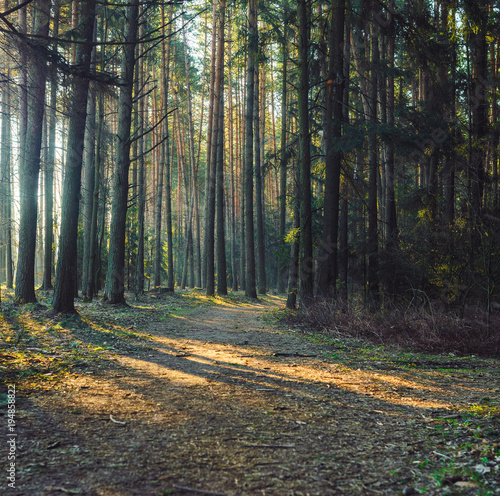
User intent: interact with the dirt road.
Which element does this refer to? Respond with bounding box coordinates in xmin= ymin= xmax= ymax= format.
xmin=6 ymin=294 xmax=499 ymax=495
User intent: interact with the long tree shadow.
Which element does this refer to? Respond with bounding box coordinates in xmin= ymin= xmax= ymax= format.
xmin=9 ymin=297 xmax=498 ymax=495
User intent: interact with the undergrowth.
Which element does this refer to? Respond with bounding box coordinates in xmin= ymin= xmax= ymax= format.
xmin=279 ymin=298 xmax=500 ymax=358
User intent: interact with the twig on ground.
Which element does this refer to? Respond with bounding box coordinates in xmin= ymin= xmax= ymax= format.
xmin=273 ymin=352 xmax=317 ymax=357
xmin=109 ymin=415 xmax=126 ymax=425
xmin=241 ymin=443 xmax=296 ymax=449
xmin=173 ymin=485 xmax=228 ymax=496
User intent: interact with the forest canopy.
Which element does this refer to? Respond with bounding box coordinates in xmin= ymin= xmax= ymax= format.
xmin=0 ymin=0 xmax=498 ymax=326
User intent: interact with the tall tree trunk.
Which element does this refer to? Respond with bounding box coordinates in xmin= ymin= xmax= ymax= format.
xmin=88 ymin=92 xmax=104 ymax=300
xmin=202 ymin=0 xmax=218 ymax=288
xmin=216 ymin=83 xmax=227 ymax=295
xmin=135 ymin=49 xmax=145 ymax=295
xmin=286 ymin=162 xmax=300 ymax=309
xmin=318 ymin=0 xmax=345 ymax=296
xmin=163 ymin=3 xmax=174 ymax=290
xmin=367 ymin=20 xmax=380 ymax=308
xmin=81 ymin=17 xmax=97 ymax=300
xmin=278 ymin=1 xmax=288 ymax=294
xmin=469 ymin=0 xmax=488 ymax=217
xmin=239 ymin=62 xmax=246 ymax=291
xmin=255 ymin=40 xmax=266 ymax=295
xmin=245 ymin=0 xmax=257 ymax=299
xmin=53 ymin=0 xmax=96 ymax=313
xmin=42 ymin=0 xmax=60 ymax=290
xmin=297 ymin=0 xmax=313 ymax=306
xmin=104 ymin=0 xmax=139 ymax=304
xmin=385 ymin=0 xmax=397 ymax=250
xmin=17 ymin=0 xmax=27 ymax=199
xmin=153 ymin=126 xmax=165 ymax=288
xmin=153 ymin=5 xmax=173 ymax=288
xmin=0 ymin=68 xmax=12 ymax=290
xmin=228 ymin=22 xmax=238 ymax=292
xmin=206 ymin=0 xmax=225 ymax=296
xmin=15 ymin=0 xmax=50 ymax=304
xmin=182 ymin=11 xmax=200 ymax=288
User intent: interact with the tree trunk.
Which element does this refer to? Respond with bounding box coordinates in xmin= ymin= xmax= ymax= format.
xmin=216 ymin=82 xmax=227 ymax=295
xmin=206 ymin=0 xmax=226 ymax=296
xmin=228 ymin=23 xmax=238 ymax=292
xmin=385 ymin=0 xmax=397 ymax=250
xmin=317 ymin=0 xmax=345 ymax=296
xmin=104 ymin=0 xmax=139 ymax=304
xmin=297 ymin=0 xmax=313 ymax=306
xmin=367 ymin=21 xmax=380 ymax=309
xmin=0 ymin=68 xmax=12 ymax=290
xmin=245 ymin=0 xmax=257 ymax=299
xmin=135 ymin=17 xmax=145 ymax=295
xmin=163 ymin=3 xmax=174 ymax=290
xmin=87 ymin=92 xmax=104 ymax=300
xmin=202 ymin=0 xmax=218 ymax=289
xmin=153 ymin=6 xmax=173 ymax=288
xmin=153 ymin=129 xmax=165 ymax=288
xmin=255 ymin=41 xmax=266 ymax=295
xmin=278 ymin=2 xmax=288 ymax=294
xmin=286 ymin=162 xmax=300 ymax=310
xmin=239 ymin=62 xmax=246 ymax=291
xmin=53 ymin=0 xmax=96 ymax=313
xmin=15 ymin=0 xmax=50 ymax=304
xmin=42 ymin=0 xmax=60 ymax=290
xmin=81 ymin=17 xmax=97 ymax=299
xmin=469 ymin=0 xmax=488 ymax=217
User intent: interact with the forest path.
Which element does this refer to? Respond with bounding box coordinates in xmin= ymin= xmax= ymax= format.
xmin=11 ymin=294 xmax=499 ymax=496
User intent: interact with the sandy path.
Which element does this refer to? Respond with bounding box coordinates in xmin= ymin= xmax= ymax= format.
xmin=9 ymin=295 xmax=498 ymax=496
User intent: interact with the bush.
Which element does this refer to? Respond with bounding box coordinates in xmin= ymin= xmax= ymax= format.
xmin=281 ymin=297 xmax=500 ymax=358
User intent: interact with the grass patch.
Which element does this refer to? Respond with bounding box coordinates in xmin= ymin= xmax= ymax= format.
xmin=0 ymin=287 xmax=222 ymax=390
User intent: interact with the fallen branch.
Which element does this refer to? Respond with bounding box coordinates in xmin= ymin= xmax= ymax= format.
xmin=27 ymin=347 xmax=62 ymax=357
xmin=273 ymin=352 xmax=317 ymax=357
xmin=242 ymin=443 xmax=296 ymax=449
xmin=432 ymin=451 xmax=452 ymax=460
xmin=237 ymin=352 xmax=317 ymax=358
xmin=109 ymin=415 xmax=126 ymax=425
xmin=173 ymin=485 xmax=228 ymax=496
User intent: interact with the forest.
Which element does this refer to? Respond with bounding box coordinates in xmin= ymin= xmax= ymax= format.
xmin=0 ymin=0 xmax=499 ymax=322
xmin=1 ymin=1 xmax=500 ymax=494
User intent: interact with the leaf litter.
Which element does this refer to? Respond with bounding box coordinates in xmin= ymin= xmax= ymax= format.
xmin=0 ymin=290 xmax=499 ymax=495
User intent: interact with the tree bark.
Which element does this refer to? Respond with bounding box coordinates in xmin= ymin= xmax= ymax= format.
xmin=81 ymin=16 xmax=97 ymax=300
xmin=104 ymin=0 xmax=139 ymax=304
xmin=297 ymin=0 xmax=313 ymax=306
xmin=367 ymin=20 xmax=380 ymax=309
xmin=206 ymin=0 xmax=226 ymax=296
xmin=286 ymin=162 xmax=300 ymax=310
xmin=385 ymin=0 xmax=397 ymax=250
xmin=255 ymin=40 xmax=266 ymax=295
xmin=41 ymin=0 xmax=60 ymax=290
xmin=53 ymin=0 xmax=96 ymax=313
xmin=163 ymin=3 xmax=174 ymax=290
xmin=202 ymin=0 xmax=218 ymax=289
xmin=469 ymin=0 xmax=488 ymax=217
xmin=317 ymin=0 xmax=345 ymax=296
xmin=216 ymin=82 xmax=227 ymax=295
xmin=245 ymin=0 xmax=257 ymax=299
xmin=15 ymin=0 xmax=50 ymax=304
xmin=228 ymin=22 xmax=238 ymax=292
xmin=0 ymin=68 xmax=12 ymax=290
xmin=87 ymin=92 xmax=104 ymax=300
xmin=278 ymin=2 xmax=288 ymax=294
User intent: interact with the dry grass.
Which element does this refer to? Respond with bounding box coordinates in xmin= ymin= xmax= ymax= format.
xmin=281 ymin=298 xmax=500 ymax=358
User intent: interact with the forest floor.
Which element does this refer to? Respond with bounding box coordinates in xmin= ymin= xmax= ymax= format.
xmin=1 ymin=290 xmax=499 ymax=496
